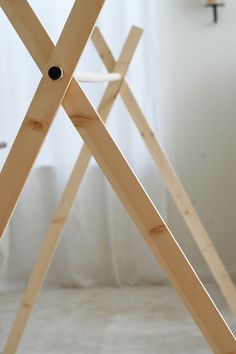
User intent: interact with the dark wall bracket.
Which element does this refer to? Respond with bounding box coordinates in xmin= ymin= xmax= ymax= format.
xmin=206 ymin=2 xmax=225 ymax=23
xmin=0 ymin=142 xmax=7 ymax=149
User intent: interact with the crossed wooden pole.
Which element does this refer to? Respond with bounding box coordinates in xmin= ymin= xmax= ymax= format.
xmin=0 ymin=1 xmax=236 ymax=353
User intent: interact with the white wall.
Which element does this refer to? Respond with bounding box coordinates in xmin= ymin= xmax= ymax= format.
xmin=152 ymin=0 xmax=236 ymax=279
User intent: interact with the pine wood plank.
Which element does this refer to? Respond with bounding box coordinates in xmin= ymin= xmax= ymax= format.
xmin=1 ymin=1 xmax=236 ymax=352
xmin=0 ymin=0 xmax=104 ymax=240
xmin=2 ymin=27 xmax=142 ymax=354
xmin=65 ymin=82 xmax=236 ymax=354
xmin=91 ymin=27 xmax=236 ymax=316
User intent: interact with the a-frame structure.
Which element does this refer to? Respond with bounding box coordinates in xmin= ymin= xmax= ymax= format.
xmin=0 ymin=1 xmax=236 ymax=353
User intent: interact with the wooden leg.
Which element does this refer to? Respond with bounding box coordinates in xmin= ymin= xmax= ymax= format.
xmin=0 ymin=0 xmax=104 ymax=240
xmin=66 ymin=82 xmax=236 ymax=354
xmin=2 ymin=27 xmax=142 ymax=354
xmin=121 ymin=80 xmax=236 ymax=315
xmin=91 ymin=28 xmax=236 ymax=316
xmin=1 ymin=1 xmax=236 ymax=352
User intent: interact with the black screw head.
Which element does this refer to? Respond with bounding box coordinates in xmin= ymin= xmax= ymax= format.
xmin=48 ymin=66 xmax=63 ymax=80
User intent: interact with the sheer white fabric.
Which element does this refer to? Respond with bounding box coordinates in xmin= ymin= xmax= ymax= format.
xmin=0 ymin=0 xmax=166 ymax=292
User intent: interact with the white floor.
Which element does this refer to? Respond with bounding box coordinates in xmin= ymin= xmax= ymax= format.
xmin=0 ymin=284 xmax=235 ymax=354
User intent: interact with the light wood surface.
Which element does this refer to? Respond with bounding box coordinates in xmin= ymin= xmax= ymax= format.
xmin=1 ymin=1 xmax=236 ymax=353
xmin=207 ymin=0 xmax=223 ymax=5
xmin=91 ymin=28 xmax=236 ymax=316
xmin=0 ymin=0 xmax=104 ymax=241
xmin=2 ymin=26 xmax=142 ymax=354
xmin=65 ymin=84 xmax=236 ymax=354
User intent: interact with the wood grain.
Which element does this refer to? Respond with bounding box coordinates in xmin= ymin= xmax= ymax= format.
xmin=2 ymin=26 xmax=142 ymax=354
xmin=0 ymin=0 xmax=104 ymax=240
xmin=91 ymin=27 xmax=236 ymax=317
xmin=1 ymin=1 xmax=236 ymax=353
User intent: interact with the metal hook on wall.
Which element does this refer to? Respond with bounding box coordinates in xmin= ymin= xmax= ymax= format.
xmin=206 ymin=0 xmax=225 ymax=23
xmin=0 ymin=142 xmax=7 ymax=149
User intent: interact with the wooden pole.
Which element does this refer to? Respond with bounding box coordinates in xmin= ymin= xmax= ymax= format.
xmin=0 ymin=0 xmax=105 ymax=240
xmin=91 ymin=27 xmax=236 ymax=317
xmin=2 ymin=26 xmax=142 ymax=354
xmin=1 ymin=1 xmax=236 ymax=352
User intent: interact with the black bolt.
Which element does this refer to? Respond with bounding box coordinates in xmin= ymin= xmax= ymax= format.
xmin=48 ymin=66 xmax=63 ymax=80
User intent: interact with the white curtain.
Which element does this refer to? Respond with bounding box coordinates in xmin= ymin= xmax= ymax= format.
xmin=0 ymin=0 xmax=167 ymax=292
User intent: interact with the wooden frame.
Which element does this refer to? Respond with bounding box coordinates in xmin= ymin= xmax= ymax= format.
xmin=0 ymin=1 xmax=236 ymax=353
xmin=2 ymin=26 xmax=143 ymax=354
xmin=91 ymin=26 xmax=236 ymax=317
